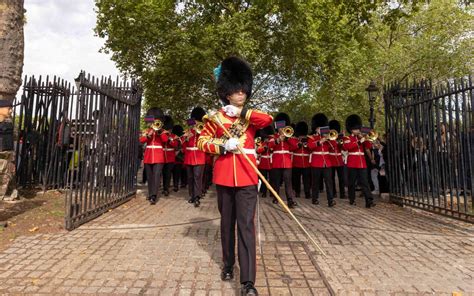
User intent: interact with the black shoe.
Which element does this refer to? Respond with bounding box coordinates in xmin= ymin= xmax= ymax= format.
xmin=349 ymin=200 xmax=356 ymax=205
xmin=194 ymin=198 xmax=200 ymax=207
xmin=149 ymin=196 xmax=157 ymax=205
xmin=173 ymin=188 xmax=179 ymax=192
xmin=312 ymin=199 xmax=319 ymax=205
xmin=241 ymin=282 xmax=258 ymax=296
xmin=163 ymin=190 xmax=169 ymax=196
xmin=188 ymin=197 xmax=195 ymax=203
xmin=288 ymin=199 xmax=297 ymax=208
xmin=272 ymin=198 xmax=278 ymax=204
xmin=366 ymin=201 xmax=376 ymax=208
xmin=328 ymin=200 xmax=336 ymax=207
xmin=221 ymin=267 xmax=234 ymax=281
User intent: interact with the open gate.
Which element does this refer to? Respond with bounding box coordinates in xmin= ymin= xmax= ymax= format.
xmin=384 ymin=77 xmax=473 ymax=222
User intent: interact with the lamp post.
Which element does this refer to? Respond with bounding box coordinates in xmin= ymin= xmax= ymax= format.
xmin=365 ymin=80 xmax=379 ymax=129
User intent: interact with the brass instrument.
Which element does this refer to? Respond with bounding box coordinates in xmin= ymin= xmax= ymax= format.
xmin=151 ymin=119 xmax=163 ymax=131
xmin=282 ymin=126 xmax=294 ymax=137
xmin=360 ymin=130 xmax=379 ymax=143
xmin=255 ymin=137 xmax=262 ymax=145
xmin=194 ymin=122 xmax=205 ymax=134
xmin=327 ymin=129 xmax=339 ymax=141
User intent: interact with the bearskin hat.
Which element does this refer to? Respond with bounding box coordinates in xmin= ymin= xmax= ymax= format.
xmin=145 ymin=107 xmax=164 ymax=121
xmin=172 ymin=124 xmax=184 ymax=137
xmin=345 ymin=114 xmax=362 ymax=133
xmin=190 ymin=107 xmax=206 ymax=122
xmin=163 ymin=115 xmax=174 ymax=130
xmin=311 ymin=113 xmax=328 ymax=132
xmin=260 ymin=125 xmax=275 ymax=138
xmin=294 ymin=121 xmax=309 ymax=137
xmin=274 ymin=112 xmax=291 ymax=127
xmin=216 ymin=56 xmax=253 ymax=105
xmin=328 ymin=119 xmax=341 ymax=133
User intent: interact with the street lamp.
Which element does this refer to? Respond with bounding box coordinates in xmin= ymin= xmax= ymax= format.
xmin=365 ymin=80 xmax=379 ymax=129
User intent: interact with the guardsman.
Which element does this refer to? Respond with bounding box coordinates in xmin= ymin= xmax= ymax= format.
xmin=307 ymin=113 xmax=335 ymax=207
xmin=343 ymin=114 xmax=375 ymax=208
xmin=198 ymin=56 xmax=272 ymax=296
xmin=139 ymin=108 xmax=168 ymax=205
xmin=328 ymin=119 xmax=346 ymax=199
xmin=256 ymin=125 xmax=274 ymax=198
xmin=162 ymin=115 xmax=179 ymax=196
xmin=292 ymin=121 xmax=311 ymax=199
xmin=182 ymin=107 xmax=207 ymax=207
xmin=268 ymin=113 xmax=298 ymax=208
xmin=171 ymin=124 xmax=185 ymax=192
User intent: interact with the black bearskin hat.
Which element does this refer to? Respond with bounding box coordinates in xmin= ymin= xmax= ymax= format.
xmin=163 ymin=115 xmax=174 ymax=130
xmin=345 ymin=114 xmax=362 ymax=133
xmin=274 ymin=112 xmax=291 ymax=127
xmin=172 ymin=124 xmax=184 ymax=137
xmin=311 ymin=113 xmax=328 ymax=132
xmin=216 ymin=56 xmax=253 ymax=105
xmin=190 ymin=107 xmax=206 ymax=122
xmin=260 ymin=125 xmax=275 ymax=138
xmin=329 ymin=119 xmax=341 ymax=133
xmin=145 ymin=107 xmax=164 ymax=121
xmin=295 ymin=121 xmax=309 ymax=137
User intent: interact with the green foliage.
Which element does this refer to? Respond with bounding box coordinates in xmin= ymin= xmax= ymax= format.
xmin=95 ymin=0 xmax=473 ymax=128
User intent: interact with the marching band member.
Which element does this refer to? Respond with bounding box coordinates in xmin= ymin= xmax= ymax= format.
xmin=139 ymin=108 xmax=168 ymax=205
xmin=292 ymin=121 xmax=311 ymax=199
xmin=343 ymin=114 xmax=375 ymax=208
xmin=198 ymin=56 xmax=272 ymax=296
xmin=162 ymin=115 xmax=179 ymax=197
xmin=256 ymin=125 xmax=274 ymax=198
xmin=182 ymin=107 xmax=207 ymax=207
xmin=307 ymin=113 xmax=335 ymax=207
xmin=328 ymin=119 xmax=346 ymax=199
xmin=268 ymin=113 xmax=298 ymax=208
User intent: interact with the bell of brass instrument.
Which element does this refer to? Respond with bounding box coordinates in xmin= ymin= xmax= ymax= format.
xmin=282 ymin=126 xmax=294 ymax=137
xmin=151 ymin=119 xmax=163 ymax=131
xmin=194 ymin=122 xmax=205 ymax=134
xmin=255 ymin=137 xmax=262 ymax=145
xmin=327 ymin=129 xmax=339 ymax=141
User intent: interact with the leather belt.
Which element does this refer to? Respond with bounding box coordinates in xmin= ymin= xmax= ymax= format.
xmin=146 ymin=145 xmax=163 ymax=149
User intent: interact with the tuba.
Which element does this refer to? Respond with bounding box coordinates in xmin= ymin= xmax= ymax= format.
xmin=282 ymin=126 xmax=294 ymax=137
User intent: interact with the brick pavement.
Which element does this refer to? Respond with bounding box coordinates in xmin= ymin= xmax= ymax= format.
xmin=0 ymin=187 xmax=472 ymax=295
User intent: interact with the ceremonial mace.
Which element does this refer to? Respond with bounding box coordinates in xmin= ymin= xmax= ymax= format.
xmin=207 ymin=111 xmax=326 ymax=257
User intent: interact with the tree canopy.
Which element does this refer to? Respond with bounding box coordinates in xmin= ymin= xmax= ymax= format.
xmin=95 ymin=0 xmax=473 ymax=128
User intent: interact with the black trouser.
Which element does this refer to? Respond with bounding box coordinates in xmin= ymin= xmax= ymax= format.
xmin=162 ymin=162 xmax=174 ymax=192
xmin=311 ymin=167 xmax=334 ymax=203
xmin=172 ymin=163 xmax=183 ymax=190
xmin=187 ymin=165 xmax=204 ymax=198
xmin=270 ymin=168 xmax=294 ymax=201
xmin=258 ymin=169 xmax=270 ymax=197
xmin=203 ymin=164 xmax=213 ymax=191
xmin=331 ymin=166 xmax=346 ymax=198
xmin=348 ymin=168 xmax=373 ymax=204
xmin=181 ymin=165 xmax=188 ymax=187
xmin=217 ymin=184 xmax=257 ymax=284
xmin=292 ymin=167 xmax=311 ymax=198
xmin=144 ymin=163 xmax=164 ymax=198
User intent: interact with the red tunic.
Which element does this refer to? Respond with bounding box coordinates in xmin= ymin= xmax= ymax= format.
xmin=182 ymin=129 xmax=206 ymax=166
xmin=292 ymin=142 xmax=311 ymax=168
xmin=342 ymin=135 xmax=372 ymax=168
xmin=268 ymin=135 xmax=298 ymax=169
xmin=198 ymin=108 xmax=272 ymax=187
xmin=329 ymin=139 xmax=344 ymax=167
xmin=163 ymin=133 xmax=179 ymax=163
xmin=257 ymin=141 xmax=272 ymax=170
xmin=307 ymin=134 xmax=332 ymax=168
xmin=139 ymin=129 xmax=169 ymax=164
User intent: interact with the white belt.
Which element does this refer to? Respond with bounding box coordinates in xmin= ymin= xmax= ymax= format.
xmin=186 ymin=147 xmax=199 ymax=151
xmin=164 ymin=148 xmax=175 ymax=151
xmin=348 ymin=152 xmax=364 ymax=155
xmin=329 ymin=153 xmax=342 ymax=156
xmin=311 ymin=152 xmax=328 ymax=155
xmin=232 ymin=148 xmax=256 ymax=155
xmin=260 ymin=155 xmax=271 ymax=159
xmin=146 ymin=145 xmax=163 ymax=149
xmin=273 ymin=150 xmax=291 ymax=154
xmin=293 ymin=153 xmax=310 ymax=157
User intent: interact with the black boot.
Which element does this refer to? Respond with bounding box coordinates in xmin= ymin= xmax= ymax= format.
xmin=349 ymin=200 xmax=356 ymax=205
xmin=312 ymin=199 xmax=319 ymax=205
xmin=328 ymin=200 xmax=336 ymax=207
xmin=188 ymin=197 xmax=195 ymax=204
xmin=365 ymin=200 xmax=376 ymax=208
xmin=194 ymin=197 xmax=201 ymax=207
xmin=287 ymin=198 xmax=297 ymax=208
xmin=221 ymin=267 xmax=234 ymax=281
xmin=241 ymin=282 xmax=258 ymax=296
xmin=149 ymin=195 xmax=157 ymax=205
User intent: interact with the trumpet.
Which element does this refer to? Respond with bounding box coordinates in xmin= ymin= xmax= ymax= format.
xmin=151 ymin=119 xmax=163 ymax=131
xmin=327 ymin=129 xmax=339 ymax=141
xmin=282 ymin=126 xmax=294 ymax=137
xmin=194 ymin=122 xmax=205 ymax=134
xmin=359 ymin=130 xmax=379 ymax=143
xmin=255 ymin=137 xmax=262 ymax=145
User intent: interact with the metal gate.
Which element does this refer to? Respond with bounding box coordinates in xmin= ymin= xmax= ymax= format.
xmin=14 ymin=75 xmax=72 ymax=189
xmin=65 ymin=72 xmax=141 ymax=230
xmin=384 ymin=77 xmax=473 ymax=222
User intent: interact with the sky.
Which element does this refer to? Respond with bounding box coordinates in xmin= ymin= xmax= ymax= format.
xmin=23 ymin=0 xmax=120 ymax=82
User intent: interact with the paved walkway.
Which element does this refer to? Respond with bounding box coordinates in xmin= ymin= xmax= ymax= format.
xmin=0 ymin=187 xmax=472 ymax=295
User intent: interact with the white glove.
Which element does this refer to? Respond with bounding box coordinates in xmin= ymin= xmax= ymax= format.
xmin=222 ymin=105 xmax=240 ymax=117
xmin=224 ymin=138 xmax=240 ymax=152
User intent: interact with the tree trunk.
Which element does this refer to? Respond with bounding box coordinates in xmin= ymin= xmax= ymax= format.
xmin=0 ymin=0 xmax=24 ymax=200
